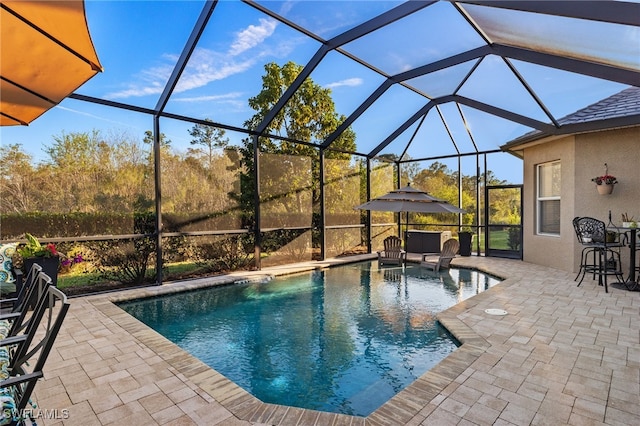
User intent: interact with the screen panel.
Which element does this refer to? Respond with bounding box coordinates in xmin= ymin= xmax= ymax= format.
xmin=260 ymin=151 xmax=313 ymax=265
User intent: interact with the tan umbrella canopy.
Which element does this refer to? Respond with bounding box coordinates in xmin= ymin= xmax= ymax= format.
xmin=0 ymin=0 xmax=102 ymax=126
xmin=355 ymin=185 xmax=465 ymax=214
xmin=355 ymin=184 xmax=465 ymax=241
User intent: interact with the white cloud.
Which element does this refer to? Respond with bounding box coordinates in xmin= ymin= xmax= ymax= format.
xmin=175 ymin=50 xmax=255 ymax=92
xmin=277 ymin=0 xmax=295 ymax=16
xmin=105 ymin=49 xmax=255 ymax=100
xmin=105 ymin=19 xmax=278 ymax=100
xmin=106 ymin=62 xmax=172 ymax=99
xmin=173 ymin=94 xmax=247 ymax=110
xmin=326 ymin=78 xmax=363 ymax=89
xmin=105 ymin=85 xmax=164 ymax=99
xmin=228 ymin=18 xmax=277 ymax=56
xmin=172 ymin=92 xmax=243 ymax=102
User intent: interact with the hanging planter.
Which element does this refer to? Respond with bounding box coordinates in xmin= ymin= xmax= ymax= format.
xmin=591 ymin=163 xmax=617 ymax=195
xmin=596 ymin=183 xmax=614 ymax=195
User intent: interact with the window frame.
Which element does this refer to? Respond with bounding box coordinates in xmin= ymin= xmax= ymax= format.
xmin=536 ymin=160 xmax=561 ymax=236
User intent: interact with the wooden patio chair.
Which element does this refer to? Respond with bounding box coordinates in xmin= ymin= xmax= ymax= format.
xmin=421 ymin=238 xmax=459 ymax=272
xmin=377 ymin=236 xmax=406 ymax=266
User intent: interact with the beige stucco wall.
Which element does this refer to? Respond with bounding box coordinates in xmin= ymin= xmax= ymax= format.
xmin=521 ymin=126 xmax=640 ymax=274
xmin=522 ymin=135 xmax=576 ymax=271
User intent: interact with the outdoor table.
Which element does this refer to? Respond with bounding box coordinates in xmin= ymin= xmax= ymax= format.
xmin=609 ymin=226 xmax=638 ymax=291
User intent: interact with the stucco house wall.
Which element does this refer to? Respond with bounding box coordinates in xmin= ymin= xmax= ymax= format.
xmin=522 ymin=135 xmax=576 ymax=271
xmin=521 ymin=126 xmax=640 ymax=274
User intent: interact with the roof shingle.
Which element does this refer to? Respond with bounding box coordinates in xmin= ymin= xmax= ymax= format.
xmin=503 ymin=86 xmax=640 ymax=149
xmin=557 ymin=86 xmax=640 ymax=125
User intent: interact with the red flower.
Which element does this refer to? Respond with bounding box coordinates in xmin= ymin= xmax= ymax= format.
xmin=46 ymin=243 xmax=58 ymax=256
xmin=591 ymin=174 xmax=617 ymax=185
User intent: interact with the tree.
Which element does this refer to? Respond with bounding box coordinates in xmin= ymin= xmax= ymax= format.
xmin=235 ymin=61 xmax=357 ymax=223
xmin=143 ymin=130 xmax=172 ymax=167
xmin=0 ymin=144 xmax=36 ymax=213
xmin=143 ymin=130 xmax=172 ymax=148
xmin=188 ymin=119 xmax=229 ymax=171
xmin=42 ymin=130 xmax=103 ymax=212
xmin=96 ymin=131 xmax=154 ymax=212
xmin=225 ymin=141 xmax=255 ymax=226
xmin=41 ymin=130 xmax=156 ymax=213
xmin=400 ymin=157 xmax=420 ymax=185
xmin=244 ymin=62 xmax=355 ymax=153
xmin=245 ymin=62 xmax=356 ymax=157
xmin=410 ymin=162 xmax=472 ymax=227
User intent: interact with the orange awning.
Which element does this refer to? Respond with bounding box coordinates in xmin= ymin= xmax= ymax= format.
xmin=0 ymin=0 xmax=103 ymax=126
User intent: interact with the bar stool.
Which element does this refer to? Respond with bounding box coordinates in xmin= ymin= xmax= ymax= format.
xmin=573 ymin=217 xmax=623 ymax=293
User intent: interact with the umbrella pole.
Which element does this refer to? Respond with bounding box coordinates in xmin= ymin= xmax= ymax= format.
xmin=404 ymin=211 xmax=409 ymax=250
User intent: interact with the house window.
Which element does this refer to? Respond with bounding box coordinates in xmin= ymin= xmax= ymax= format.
xmin=537 ymin=161 xmax=560 ymax=235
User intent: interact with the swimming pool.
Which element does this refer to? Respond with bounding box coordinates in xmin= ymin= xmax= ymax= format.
xmin=119 ymin=262 xmax=500 ymax=416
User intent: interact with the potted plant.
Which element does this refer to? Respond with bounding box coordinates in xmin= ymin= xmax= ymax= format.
xmin=458 ymin=227 xmax=473 ymax=257
xmin=621 ymin=213 xmax=636 ymax=228
xmin=591 ymin=163 xmax=617 ymax=195
xmin=16 ymin=233 xmax=61 ymax=287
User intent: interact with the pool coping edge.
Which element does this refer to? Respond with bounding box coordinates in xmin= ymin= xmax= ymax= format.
xmin=88 ymin=255 xmax=505 ymax=425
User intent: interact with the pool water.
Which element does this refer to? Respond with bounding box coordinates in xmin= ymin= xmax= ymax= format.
xmin=119 ymin=262 xmax=500 ymax=416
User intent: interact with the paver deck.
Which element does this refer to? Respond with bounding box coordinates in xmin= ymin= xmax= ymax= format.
xmin=32 ymin=255 xmax=639 ymax=425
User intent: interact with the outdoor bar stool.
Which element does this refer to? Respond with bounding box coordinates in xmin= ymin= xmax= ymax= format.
xmin=573 ymin=217 xmax=623 ymax=293
xmin=573 ymin=217 xmax=600 ymax=282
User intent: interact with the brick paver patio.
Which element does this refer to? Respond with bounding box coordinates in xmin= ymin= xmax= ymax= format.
xmin=32 ymin=255 xmax=639 ymax=425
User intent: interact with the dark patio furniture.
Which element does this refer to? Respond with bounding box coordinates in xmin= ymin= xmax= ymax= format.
xmin=573 ymin=217 xmax=623 ymax=293
xmin=0 ymin=270 xmax=51 ymax=340
xmin=1 ymin=264 xmax=42 ymax=315
xmin=421 ymin=238 xmax=460 ymax=272
xmin=608 ymin=226 xmax=639 ymax=291
xmin=0 ymin=286 xmax=69 ymax=426
xmin=377 ymin=236 xmax=406 ymax=267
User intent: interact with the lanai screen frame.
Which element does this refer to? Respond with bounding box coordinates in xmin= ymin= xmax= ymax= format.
xmin=61 ymin=0 xmax=639 ymax=281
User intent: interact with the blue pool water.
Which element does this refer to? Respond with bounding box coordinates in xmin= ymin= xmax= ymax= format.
xmin=119 ymin=262 xmax=500 ymax=416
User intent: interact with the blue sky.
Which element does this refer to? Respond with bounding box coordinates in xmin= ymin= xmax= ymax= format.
xmin=2 ymin=1 xmax=637 ymax=184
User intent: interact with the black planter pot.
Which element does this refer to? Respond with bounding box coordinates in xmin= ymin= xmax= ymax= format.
xmin=458 ymin=232 xmax=473 ymax=257
xmin=24 ymin=256 xmax=59 ymax=288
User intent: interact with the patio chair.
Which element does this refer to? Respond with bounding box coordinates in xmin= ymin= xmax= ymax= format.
xmin=0 ymin=286 xmax=69 ymax=426
xmin=574 ymin=216 xmax=598 ymax=280
xmin=0 ymin=243 xmax=24 ymax=299
xmin=421 ymin=238 xmax=459 ymax=272
xmin=1 ymin=271 xmax=51 ymax=340
xmin=1 ymin=264 xmax=42 ymax=315
xmin=377 ymin=236 xmax=406 ymax=266
xmin=573 ymin=216 xmax=623 ymax=293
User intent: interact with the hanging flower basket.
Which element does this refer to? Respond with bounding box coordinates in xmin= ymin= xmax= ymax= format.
xmin=592 ymin=163 xmax=617 ymax=195
xmin=596 ymin=183 xmax=614 ymax=195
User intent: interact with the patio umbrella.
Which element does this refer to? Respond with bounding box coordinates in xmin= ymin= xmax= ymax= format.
xmin=0 ymin=0 xmax=103 ymax=126
xmin=354 ymin=184 xmax=465 ymax=214
xmin=355 ymin=184 xmax=465 ymax=244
